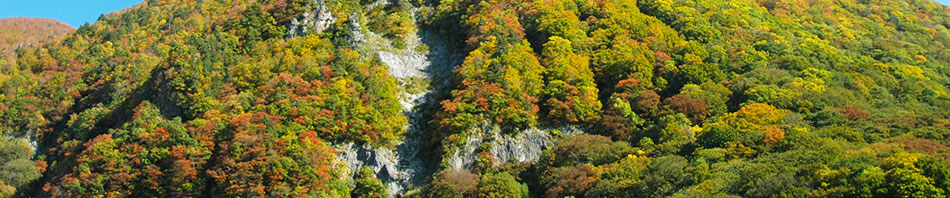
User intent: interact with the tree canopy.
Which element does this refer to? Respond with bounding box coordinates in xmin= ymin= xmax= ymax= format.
xmin=2 ymin=0 xmax=950 ymax=197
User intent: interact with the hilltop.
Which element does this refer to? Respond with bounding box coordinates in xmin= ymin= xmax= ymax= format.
xmin=0 ymin=17 xmax=73 ymax=65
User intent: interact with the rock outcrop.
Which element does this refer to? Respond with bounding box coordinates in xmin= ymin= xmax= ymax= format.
xmin=288 ymin=1 xmax=472 ymax=196
xmin=329 ymin=10 xmax=462 ymax=198
xmin=287 ymin=0 xmax=336 ymax=38
xmin=336 ymin=143 xmax=409 ymax=195
xmin=448 ymin=124 xmax=584 ymax=169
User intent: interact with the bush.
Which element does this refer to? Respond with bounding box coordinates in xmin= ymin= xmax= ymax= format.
xmin=476 ymin=172 xmax=528 ymax=198
xmin=428 ymin=169 xmax=480 ymax=198
xmin=352 ymin=167 xmax=388 ymax=198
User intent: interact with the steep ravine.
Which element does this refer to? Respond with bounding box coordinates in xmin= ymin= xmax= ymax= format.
xmin=288 ymin=1 xmax=582 ymax=196
xmin=325 ymin=2 xmax=464 ymax=195
xmin=336 ymin=24 xmax=461 ymax=195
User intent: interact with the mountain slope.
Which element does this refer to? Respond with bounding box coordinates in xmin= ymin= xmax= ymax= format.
xmin=0 ymin=17 xmax=72 ymax=197
xmin=0 ymin=17 xmax=73 ymax=66
xmin=6 ymin=0 xmax=407 ymax=197
xmin=2 ymin=0 xmax=950 ymax=197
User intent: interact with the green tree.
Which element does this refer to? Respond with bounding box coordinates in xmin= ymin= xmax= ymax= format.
xmin=540 ymin=134 xmax=634 ymax=168
xmin=680 ymin=82 xmax=732 ymax=117
xmin=698 ymin=103 xmax=789 ymax=149
xmin=477 ymin=171 xmax=528 ymax=198
xmin=0 ymin=137 xmax=40 ymax=195
xmin=352 ymin=167 xmax=388 ymax=198
xmin=885 ymin=168 xmax=945 ymax=197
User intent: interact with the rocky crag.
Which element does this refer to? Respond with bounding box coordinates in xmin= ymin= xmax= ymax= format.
xmin=288 ymin=1 xmax=587 ymax=196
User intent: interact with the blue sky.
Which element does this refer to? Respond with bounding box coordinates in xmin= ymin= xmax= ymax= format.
xmin=0 ymin=0 xmax=948 ymax=28
xmin=0 ymin=0 xmax=141 ymax=28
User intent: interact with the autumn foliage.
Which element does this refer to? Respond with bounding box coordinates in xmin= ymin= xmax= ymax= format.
xmin=437 ymin=0 xmax=544 ymax=133
xmin=4 ymin=0 xmax=950 ymax=197
xmin=0 ymin=17 xmax=72 ymax=64
xmin=832 ymin=106 xmax=872 ymax=120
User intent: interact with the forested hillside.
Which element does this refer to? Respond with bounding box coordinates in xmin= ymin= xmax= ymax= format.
xmin=0 ymin=17 xmax=73 ymax=197
xmin=1 ymin=0 xmax=949 ymax=197
xmin=0 ymin=17 xmax=73 ymax=66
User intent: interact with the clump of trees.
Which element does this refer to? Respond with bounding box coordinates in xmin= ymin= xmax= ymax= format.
xmin=435 ymin=0 xmax=545 ymax=135
xmin=0 ymin=137 xmax=41 ymax=197
xmin=366 ymin=0 xmax=414 ymax=49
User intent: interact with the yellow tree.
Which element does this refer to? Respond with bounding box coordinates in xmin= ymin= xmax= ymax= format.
xmin=698 ymin=103 xmax=790 ymax=148
xmin=541 ymin=36 xmax=601 ymax=124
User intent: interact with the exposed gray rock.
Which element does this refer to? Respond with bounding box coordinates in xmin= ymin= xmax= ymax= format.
xmin=447 ymin=129 xmax=485 ymax=169
xmin=336 ymin=143 xmax=408 ymax=195
xmin=490 ymin=128 xmax=555 ymax=164
xmin=448 ymin=124 xmax=586 ymax=169
xmin=378 ymin=32 xmax=431 ymax=110
xmin=379 ymin=51 xmax=428 ymax=79
xmin=349 ymin=14 xmax=365 ymax=45
xmin=287 ymin=0 xmax=336 ymax=38
xmin=365 ymin=0 xmax=390 ymax=11
xmin=26 ymin=131 xmax=36 ymax=155
xmin=323 ymin=1 xmax=470 ymax=196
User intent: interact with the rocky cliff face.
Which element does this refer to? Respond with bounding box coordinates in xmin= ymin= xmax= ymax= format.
xmin=336 ymin=143 xmax=408 ymax=195
xmin=315 ymin=2 xmax=462 ymax=196
xmin=286 ymin=0 xmax=335 ymax=38
xmin=334 ymin=29 xmax=440 ymax=196
xmin=448 ymin=124 xmax=584 ymax=169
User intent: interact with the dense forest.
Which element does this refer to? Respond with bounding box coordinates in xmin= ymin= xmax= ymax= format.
xmin=0 ymin=18 xmax=73 ymax=66
xmin=0 ymin=17 xmax=73 ymax=197
xmin=0 ymin=0 xmax=949 ymax=197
